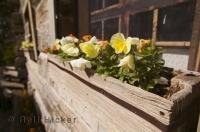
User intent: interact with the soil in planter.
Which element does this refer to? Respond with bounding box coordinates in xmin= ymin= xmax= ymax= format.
xmin=149 ymin=67 xmax=184 ymax=99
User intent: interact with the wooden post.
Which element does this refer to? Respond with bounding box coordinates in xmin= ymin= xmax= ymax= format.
xmin=188 ymin=0 xmax=200 ymax=71
xmin=48 ymin=0 xmax=56 ymax=44
xmin=78 ymin=0 xmax=90 ymax=38
xmin=152 ymin=9 xmax=158 ymax=44
xmin=198 ymin=113 xmax=200 ymax=132
xmin=27 ymin=0 xmax=38 ymax=60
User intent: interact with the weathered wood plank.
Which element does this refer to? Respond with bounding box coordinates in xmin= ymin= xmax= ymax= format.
xmin=0 ymin=80 xmax=24 ymax=89
xmin=48 ymin=55 xmax=173 ymax=127
xmin=27 ymin=59 xmax=92 ymax=132
xmin=47 ymin=62 xmax=162 ymax=131
xmin=152 ymin=9 xmax=158 ymax=44
xmin=91 ymin=0 xmax=190 ymax=22
xmin=156 ymin=41 xmax=190 ymax=47
xmin=24 ymin=52 xmax=200 ymax=132
xmin=188 ymin=0 xmax=200 ymax=71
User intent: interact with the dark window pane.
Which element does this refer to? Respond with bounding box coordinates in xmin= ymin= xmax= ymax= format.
xmin=91 ymin=22 xmax=102 ymax=39
xmin=104 ymin=18 xmax=119 ymax=39
xmin=105 ymin=0 xmax=119 ymax=7
xmin=129 ymin=11 xmax=153 ymax=39
xmin=157 ymin=1 xmax=195 ymax=41
xmin=55 ymin=0 xmax=78 ymax=38
xmin=90 ymin=0 xmax=102 ymax=11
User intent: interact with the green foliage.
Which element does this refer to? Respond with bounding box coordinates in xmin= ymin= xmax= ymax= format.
xmin=91 ymin=45 xmax=119 ymax=77
xmin=91 ymin=43 xmax=164 ymax=91
xmin=50 ymin=34 xmax=165 ymax=91
xmin=0 ymin=43 xmax=16 ymax=66
xmin=134 ymin=45 xmax=164 ymax=90
xmin=57 ymin=51 xmax=79 ymax=61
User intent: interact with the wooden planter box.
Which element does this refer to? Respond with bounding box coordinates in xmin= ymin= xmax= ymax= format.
xmin=25 ymin=53 xmax=200 ymax=132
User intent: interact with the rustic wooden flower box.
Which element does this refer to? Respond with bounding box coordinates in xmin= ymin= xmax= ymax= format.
xmin=24 ymin=52 xmax=200 ymax=132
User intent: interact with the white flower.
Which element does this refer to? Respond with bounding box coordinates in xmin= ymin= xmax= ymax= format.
xmin=118 ymin=54 xmax=135 ymax=70
xmin=60 ymin=43 xmax=79 ymax=57
xmin=70 ymin=58 xmax=92 ymax=70
xmin=65 ymin=47 xmax=79 ymax=57
xmin=126 ymin=37 xmax=140 ymax=45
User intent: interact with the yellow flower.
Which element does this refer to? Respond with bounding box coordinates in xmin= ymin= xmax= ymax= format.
xmin=137 ymin=39 xmax=151 ymax=53
xmin=118 ymin=54 xmax=135 ymax=70
xmin=61 ymin=43 xmax=79 ymax=57
xmin=80 ymin=42 xmax=100 ymax=58
xmin=110 ymin=33 xmax=138 ymax=54
xmin=21 ymin=40 xmax=34 ymax=49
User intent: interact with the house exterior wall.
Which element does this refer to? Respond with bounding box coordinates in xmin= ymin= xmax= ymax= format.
xmin=19 ymin=0 xmax=200 ymax=71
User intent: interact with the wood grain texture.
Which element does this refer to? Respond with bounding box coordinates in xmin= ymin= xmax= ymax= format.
xmin=188 ymin=0 xmax=200 ymax=71
xmin=91 ymin=0 xmax=190 ymax=22
xmin=24 ymin=53 xmax=200 ymax=132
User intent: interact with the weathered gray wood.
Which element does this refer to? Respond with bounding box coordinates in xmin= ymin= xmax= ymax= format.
xmin=188 ymin=0 xmax=200 ymax=71
xmin=3 ymin=70 xmax=18 ymax=78
xmin=152 ymin=9 xmax=158 ymax=44
xmin=156 ymin=41 xmax=190 ymax=47
xmin=198 ymin=114 xmax=200 ymax=132
xmin=4 ymin=66 xmax=16 ymax=71
xmin=0 ymin=80 xmax=24 ymax=89
xmin=27 ymin=0 xmax=38 ymax=60
xmin=91 ymin=0 xmax=190 ymax=22
xmin=27 ymin=59 xmax=92 ymax=132
xmin=24 ymin=53 xmax=200 ymax=132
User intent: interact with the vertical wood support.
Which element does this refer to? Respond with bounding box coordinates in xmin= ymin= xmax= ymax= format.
xmin=188 ymin=0 xmax=200 ymax=71
xmin=78 ymin=0 xmax=90 ymax=38
xmin=121 ymin=12 xmax=129 ymax=37
xmin=152 ymin=9 xmax=158 ymax=44
xmin=198 ymin=113 xmax=200 ymax=132
xmin=48 ymin=0 xmax=56 ymax=45
xmin=27 ymin=0 xmax=38 ymax=60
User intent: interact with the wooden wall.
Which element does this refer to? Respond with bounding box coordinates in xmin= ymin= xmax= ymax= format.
xmin=89 ymin=0 xmax=199 ymax=71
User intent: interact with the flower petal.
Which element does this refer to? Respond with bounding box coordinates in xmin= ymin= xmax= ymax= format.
xmin=80 ymin=42 xmax=100 ymax=58
xmin=70 ymin=58 xmax=92 ymax=70
xmin=126 ymin=37 xmax=140 ymax=45
xmin=118 ymin=54 xmax=135 ymax=70
xmin=89 ymin=36 xmax=98 ymax=43
xmin=61 ymin=43 xmax=75 ymax=53
xmin=65 ymin=47 xmax=79 ymax=57
xmin=110 ymin=33 xmax=126 ymax=54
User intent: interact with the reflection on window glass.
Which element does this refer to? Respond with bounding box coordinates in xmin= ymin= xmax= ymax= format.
xmin=55 ymin=0 xmax=78 ymax=38
xmin=157 ymin=1 xmax=195 ymax=41
xmin=104 ymin=0 xmax=119 ymax=7
xmin=129 ymin=11 xmax=153 ymax=39
xmin=91 ymin=22 xmax=102 ymax=39
xmin=104 ymin=18 xmax=119 ymax=39
xmin=90 ymin=0 xmax=102 ymax=11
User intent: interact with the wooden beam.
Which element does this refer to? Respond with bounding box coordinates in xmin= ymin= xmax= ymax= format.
xmin=188 ymin=0 xmax=200 ymax=71
xmin=78 ymin=0 xmax=90 ymax=38
xmin=27 ymin=0 xmax=38 ymax=60
xmin=91 ymin=0 xmax=190 ymax=22
xmin=195 ymin=43 xmax=200 ymax=71
xmin=197 ymin=114 xmax=200 ymax=132
xmin=156 ymin=41 xmax=190 ymax=47
xmin=152 ymin=9 xmax=158 ymax=44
